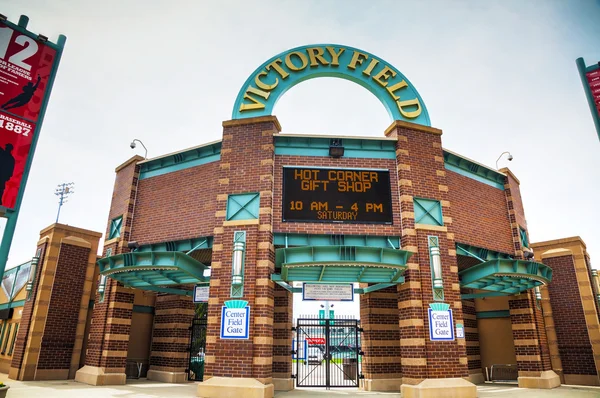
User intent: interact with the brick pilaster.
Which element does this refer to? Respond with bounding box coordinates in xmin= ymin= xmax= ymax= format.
xmin=203 ymin=116 xmax=279 ymax=385
xmin=360 ymin=286 xmax=401 ymax=388
xmin=462 ymin=299 xmax=482 ymax=380
xmin=272 ymin=284 xmax=292 ymax=379
xmin=386 ymin=121 xmax=468 ymax=383
xmin=147 ymin=294 xmax=195 ymax=378
xmin=531 ymin=236 xmax=600 ymax=385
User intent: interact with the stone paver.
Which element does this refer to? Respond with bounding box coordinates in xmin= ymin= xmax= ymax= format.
xmin=0 ymin=375 xmax=599 ymax=397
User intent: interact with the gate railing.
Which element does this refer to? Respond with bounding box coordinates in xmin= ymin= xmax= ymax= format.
xmin=295 ymin=318 xmax=361 ymax=389
xmin=187 ymin=315 xmax=208 ymax=381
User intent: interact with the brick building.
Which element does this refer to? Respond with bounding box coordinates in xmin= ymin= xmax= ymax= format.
xmin=1 ymin=44 xmax=599 ymax=397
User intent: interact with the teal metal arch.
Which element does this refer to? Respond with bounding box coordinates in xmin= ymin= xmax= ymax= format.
xmin=232 ymin=44 xmax=431 ymax=126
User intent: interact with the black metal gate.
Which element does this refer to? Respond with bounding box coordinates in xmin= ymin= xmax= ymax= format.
xmin=294 ymin=318 xmax=361 ymax=388
xmin=187 ymin=315 xmax=207 ymax=381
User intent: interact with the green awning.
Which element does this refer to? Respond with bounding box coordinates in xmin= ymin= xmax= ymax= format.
xmin=459 ymin=259 xmax=552 ymax=295
xmin=98 ymin=251 xmax=209 ymax=296
xmin=275 ymin=245 xmax=412 ymax=283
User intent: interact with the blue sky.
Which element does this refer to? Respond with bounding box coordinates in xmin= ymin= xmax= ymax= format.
xmin=0 ymin=1 xmax=599 ymax=316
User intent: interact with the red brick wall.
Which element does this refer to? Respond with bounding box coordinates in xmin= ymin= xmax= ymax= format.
xmin=545 ymin=255 xmax=596 ymax=375
xmin=446 ymin=171 xmax=513 ymax=254
xmin=131 ymin=162 xmax=219 ymax=245
xmin=273 ymin=156 xmax=402 ymax=236
xmin=37 ymin=243 xmax=90 ymax=370
xmin=107 ymin=159 xmax=140 ymax=239
xmin=10 ymin=241 xmax=47 ymax=371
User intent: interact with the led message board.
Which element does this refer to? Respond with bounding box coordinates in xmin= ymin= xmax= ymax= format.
xmin=282 ymin=167 xmax=392 ymax=224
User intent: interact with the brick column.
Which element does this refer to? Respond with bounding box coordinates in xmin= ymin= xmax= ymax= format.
xmin=8 ymin=224 xmax=101 ymax=381
xmin=386 ymin=121 xmax=474 ymax=397
xmin=501 ymin=168 xmax=559 ymax=389
xmin=198 ymin=116 xmax=279 ymax=397
xmin=462 ymin=298 xmax=484 ymax=383
xmin=75 ymin=156 xmax=142 ymax=386
xmin=360 ymin=286 xmax=401 ymax=391
xmin=531 ymin=237 xmax=600 ymax=386
xmin=146 ymin=294 xmax=195 ymax=382
xmin=508 ymin=292 xmax=557 ymax=388
xmin=272 ymin=284 xmax=293 ymax=391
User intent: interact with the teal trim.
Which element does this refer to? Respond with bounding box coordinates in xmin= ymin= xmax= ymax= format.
xmin=0 ymin=17 xmax=66 ymax=283
xmin=227 ymin=193 xmax=260 ymax=221
xmin=520 ymin=227 xmax=529 ymax=249
xmin=577 ymin=57 xmax=600 ymax=142
xmin=232 ymin=44 xmax=431 ymax=126
xmin=136 ymin=237 xmax=213 ymax=253
xmin=459 ymin=259 xmax=552 ymax=294
xmin=89 ymin=300 xmax=94 ymax=309
xmin=133 ymin=305 xmax=155 ymax=314
xmin=444 ymin=151 xmax=505 ymax=190
xmin=108 ymin=216 xmax=122 ymax=240
xmin=456 ymin=243 xmax=513 ymax=263
xmin=414 ymin=198 xmax=443 ymax=226
xmin=274 ymin=233 xmax=399 ymax=249
xmin=276 ymin=245 xmax=411 ymax=283
xmin=476 ymin=310 xmax=510 ymax=319
xmin=274 ymin=135 xmax=397 ymax=159
xmin=0 ymin=300 xmax=25 ymax=310
xmin=139 ymin=141 xmax=221 ymax=180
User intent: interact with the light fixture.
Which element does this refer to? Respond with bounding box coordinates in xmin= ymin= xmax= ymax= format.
xmin=130 ymin=139 xmax=148 ymax=159
xmin=534 ymin=286 xmax=542 ymax=301
xmin=231 ymin=231 xmax=246 ymax=297
xmin=430 ymin=246 xmax=443 ymax=289
xmin=495 ymin=151 xmax=513 ymax=169
xmin=329 ymin=138 xmax=344 ymax=158
xmin=25 ymin=255 xmax=40 ymax=299
xmin=127 ymin=241 xmax=140 ymax=250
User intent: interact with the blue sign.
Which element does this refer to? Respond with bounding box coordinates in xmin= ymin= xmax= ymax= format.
xmin=292 ymin=339 xmax=307 ymax=360
xmin=220 ymin=300 xmax=250 ymax=339
xmin=232 ymin=44 xmax=430 ymax=126
xmin=428 ymin=307 xmax=455 ymax=341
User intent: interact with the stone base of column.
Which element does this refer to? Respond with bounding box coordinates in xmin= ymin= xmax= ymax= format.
xmin=564 ymin=374 xmax=600 ymax=386
xmin=401 ymin=378 xmax=477 ymax=398
xmin=197 ymin=377 xmax=274 ymax=398
xmin=272 ymin=377 xmax=294 ymax=391
xmin=466 ymin=370 xmax=485 ymax=385
xmin=147 ymin=369 xmax=188 ymax=383
xmin=518 ymin=370 xmax=560 ymax=389
xmin=362 ymin=378 xmax=402 ymax=391
xmin=74 ymin=365 xmax=126 ymax=386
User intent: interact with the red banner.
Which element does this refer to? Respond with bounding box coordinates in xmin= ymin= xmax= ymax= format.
xmin=586 ymin=69 xmax=600 ymax=119
xmin=306 ymin=338 xmax=325 ymax=345
xmin=0 ymin=24 xmax=56 ymax=209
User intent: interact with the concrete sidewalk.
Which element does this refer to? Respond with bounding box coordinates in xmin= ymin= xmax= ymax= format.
xmin=1 ymin=376 xmax=599 ymax=397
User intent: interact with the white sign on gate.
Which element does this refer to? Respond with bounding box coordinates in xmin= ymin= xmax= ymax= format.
xmin=220 ymin=306 xmax=250 ymax=339
xmin=428 ymin=308 xmax=455 ymax=341
xmin=193 ymin=285 xmax=209 ymax=303
xmin=302 ymin=283 xmax=354 ymax=301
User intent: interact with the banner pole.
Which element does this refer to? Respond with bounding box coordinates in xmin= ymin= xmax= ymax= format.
xmin=0 ymin=20 xmax=66 ymax=281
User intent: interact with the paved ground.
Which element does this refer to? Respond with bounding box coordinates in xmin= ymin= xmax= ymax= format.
xmin=1 ymin=376 xmax=599 ymax=397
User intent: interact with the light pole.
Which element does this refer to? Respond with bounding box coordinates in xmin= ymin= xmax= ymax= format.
xmin=495 ymin=151 xmax=513 ymax=169
xmin=55 ymin=182 xmax=74 ymax=223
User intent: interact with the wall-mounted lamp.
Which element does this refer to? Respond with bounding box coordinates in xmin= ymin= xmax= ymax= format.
xmin=428 ymin=236 xmax=444 ymax=301
xmin=231 ymin=231 xmax=246 ymax=298
xmin=25 ymin=255 xmax=40 ymax=299
xmin=329 ymin=138 xmax=344 ymax=158
xmin=534 ymin=286 xmax=542 ymax=301
xmin=127 ymin=241 xmax=140 ymax=251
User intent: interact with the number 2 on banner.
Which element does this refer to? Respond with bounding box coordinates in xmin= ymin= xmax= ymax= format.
xmin=0 ymin=27 xmax=39 ymax=71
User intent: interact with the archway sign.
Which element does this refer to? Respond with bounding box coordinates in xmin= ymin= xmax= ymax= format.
xmin=232 ymin=44 xmax=431 ymax=126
